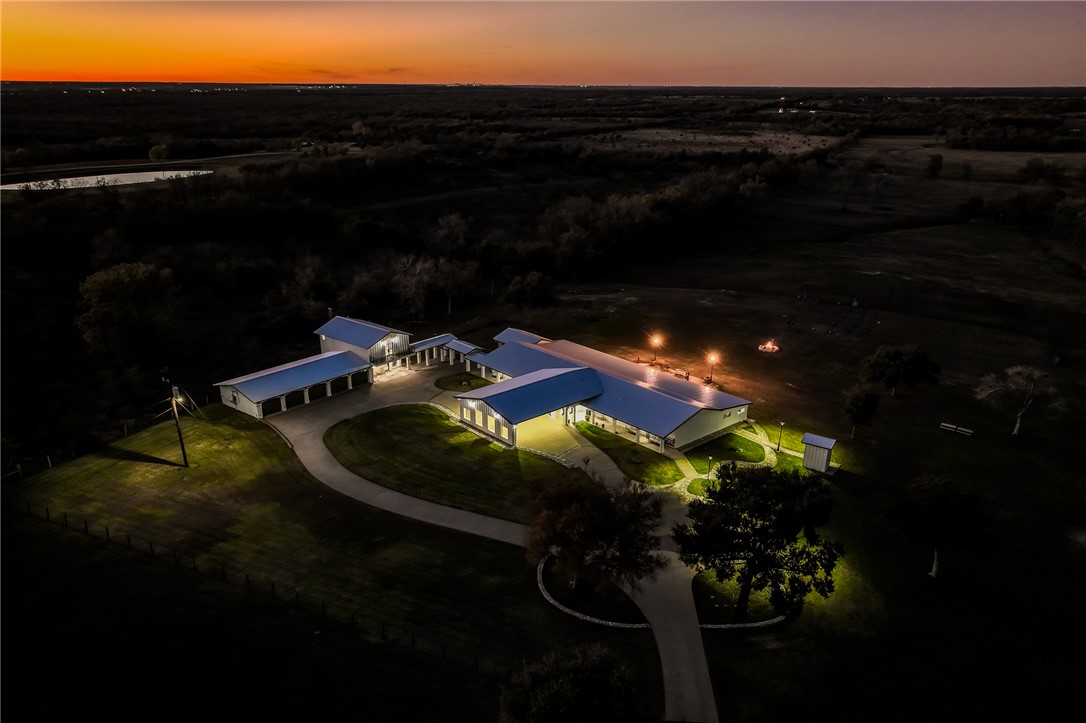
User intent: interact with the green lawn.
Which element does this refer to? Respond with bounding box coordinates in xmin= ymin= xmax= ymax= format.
xmin=690 ymin=570 xmax=777 ymax=625
xmin=686 ymin=433 xmax=766 ymax=474
xmin=434 ymin=371 xmax=493 ymax=392
xmin=541 ymin=558 xmax=648 ymax=625
xmin=7 ymin=404 xmax=663 ymax=719
xmin=325 ymin=404 xmax=592 ymax=523
xmin=573 ymin=422 xmax=685 ymax=486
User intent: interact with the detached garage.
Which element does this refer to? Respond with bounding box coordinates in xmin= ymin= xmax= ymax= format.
xmin=216 ymin=350 xmax=373 ymax=419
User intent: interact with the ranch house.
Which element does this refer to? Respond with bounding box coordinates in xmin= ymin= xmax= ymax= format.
xmin=456 ymin=329 xmax=751 ymax=452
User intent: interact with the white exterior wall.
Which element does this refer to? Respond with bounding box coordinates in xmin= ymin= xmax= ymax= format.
xmin=219 ymin=386 xmax=261 ymax=418
xmin=368 ymin=333 xmax=411 ymax=364
xmin=458 ymin=399 xmax=514 ymax=446
xmin=319 ymin=335 xmax=370 ymax=362
xmin=671 ymin=405 xmax=748 ymax=448
xmin=803 ymin=445 xmax=831 ymax=473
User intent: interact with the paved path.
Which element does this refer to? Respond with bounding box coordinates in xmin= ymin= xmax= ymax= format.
xmin=267 ymin=365 xmax=719 ymax=723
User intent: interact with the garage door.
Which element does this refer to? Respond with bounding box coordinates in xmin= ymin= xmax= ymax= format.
xmin=329 ymin=376 xmax=349 ymax=394
xmin=283 ymin=389 xmax=306 ymax=409
xmin=260 ymin=398 xmax=282 ymax=417
xmin=308 ymin=383 xmax=327 ymax=401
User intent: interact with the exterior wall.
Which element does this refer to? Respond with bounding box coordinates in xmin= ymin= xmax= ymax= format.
xmin=319 ymin=335 xmax=370 ymax=362
xmin=671 ymin=405 xmax=748 ymax=448
xmin=219 ymin=386 xmax=261 ymax=418
xmin=458 ymin=398 xmax=515 ymax=445
xmin=368 ymin=332 xmax=411 ymax=365
xmin=803 ymin=446 xmax=831 ymax=473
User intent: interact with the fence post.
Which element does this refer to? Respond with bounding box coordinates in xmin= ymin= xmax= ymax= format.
xmin=83 ymin=520 xmax=88 ymax=535
xmin=295 ymin=591 xmax=300 ymax=608
xmin=246 ymin=574 xmax=251 ymax=592
xmin=63 ymin=513 xmax=68 ymax=528
xmin=105 ymin=526 xmax=110 ymax=542
xmin=148 ymin=540 xmax=155 ymax=556
xmin=380 ymin=622 xmax=385 ymax=640
xmin=173 ymin=550 xmax=179 ymax=566
xmin=221 ymin=564 xmax=226 ymax=582
xmin=46 ymin=455 xmax=52 ymax=468
xmin=271 ymin=582 xmax=277 ymax=600
xmin=191 ymin=555 xmax=197 ymax=571
xmin=126 ymin=533 xmax=132 ymax=548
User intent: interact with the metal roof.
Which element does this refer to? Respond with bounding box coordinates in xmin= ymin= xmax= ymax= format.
xmin=801 ymin=433 xmax=837 ymax=449
xmin=471 ymin=341 xmax=582 ymax=378
xmin=538 ymin=339 xmax=750 ymax=411
xmin=410 ymin=333 xmax=457 ymax=352
xmin=447 ymin=339 xmax=484 ymax=355
xmin=494 ymin=328 xmax=549 ymax=345
xmin=215 ymin=351 xmax=370 ymax=403
xmin=457 ymin=368 xmax=602 ymax=425
xmin=314 ymin=316 xmax=408 ymax=350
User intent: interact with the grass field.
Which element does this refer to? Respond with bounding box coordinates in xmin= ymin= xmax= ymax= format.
xmin=685 ymin=432 xmax=766 ymax=473
xmin=573 ymin=422 xmax=686 ymax=486
xmin=325 ymin=404 xmax=591 ymax=523
xmin=4 ymin=405 xmax=663 ymax=720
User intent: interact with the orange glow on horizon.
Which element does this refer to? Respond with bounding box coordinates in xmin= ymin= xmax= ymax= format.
xmin=2 ymin=2 xmax=1083 ymax=87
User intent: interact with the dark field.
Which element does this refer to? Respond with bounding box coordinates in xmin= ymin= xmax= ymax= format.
xmin=3 ymin=83 xmax=1085 ymax=720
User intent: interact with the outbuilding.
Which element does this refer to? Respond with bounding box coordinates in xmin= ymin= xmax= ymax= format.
xmin=800 ymin=433 xmax=837 ymax=473
xmin=315 ymin=316 xmax=411 ymax=369
xmin=215 ymin=350 xmax=372 ymax=419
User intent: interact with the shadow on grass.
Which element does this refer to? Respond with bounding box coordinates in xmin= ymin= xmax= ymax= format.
xmin=98 ymin=445 xmax=184 ymax=467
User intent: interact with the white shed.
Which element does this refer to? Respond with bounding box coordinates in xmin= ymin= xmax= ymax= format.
xmin=801 ymin=433 xmax=837 ymax=473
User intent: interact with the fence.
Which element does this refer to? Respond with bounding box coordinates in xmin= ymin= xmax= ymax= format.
xmin=12 ymin=500 xmax=516 ymax=681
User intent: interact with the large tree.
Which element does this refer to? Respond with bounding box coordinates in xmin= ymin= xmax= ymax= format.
xmin=973 ymin=365 xmax=1061 ymax=436
xmin=889 ymin=475 xmax=984 ymax=579
xmin=498 ymin=644 xmax=652 ymax=723
xmin=843 ymin=384 xmax=879 ymax=439
xmin=76 ymin=262 xmax=178 ymax=364
xmin=527 ymin=474 xmax=664 ymax=592
xmin=673 ymin=464 xmax=843 ymax=620
xmin=860 ymin=345 xmax=940 ymax=397
xmin=432 ymin=257 xmax=478 ymax=316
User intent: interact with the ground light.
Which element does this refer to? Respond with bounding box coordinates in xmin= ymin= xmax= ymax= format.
xmin=707 ymin=455 xmax=714 ymax=482
xmin=777 ymin=421 xmax=785 ymax=452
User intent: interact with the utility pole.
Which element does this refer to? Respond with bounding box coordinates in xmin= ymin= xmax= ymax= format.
xmin=162 ymin=368 xmax=188 ymax=467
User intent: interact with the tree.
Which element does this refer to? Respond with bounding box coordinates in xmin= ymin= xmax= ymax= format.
xmin=673 ymin=464 xmax=842 ymax=620
xmin=76 ymin=262 xmax=178 ymax=363
xmin=843 ymin=385 xmax=879 ymax=439
xmin=973 ymin=365 xmax=1061 ymax=436
xmin=860 ymin=345 xmax=940 ymax=397
xmin=149 ymin=144 xmax=170 ymax=161
xmin=498 ymin=644 xmax=652 ymax=723
xmin=431 ymin=257 xmax=478 ymax=316
xmin=925 ymin=153 xmax=944 ymax=178
xmin=389 ymin=254 xmax=436 ymax=320
xmin=526 ymin=474 xmax=664 ymax=592
xmin=889 ymin=475 xmax=983 ymax=579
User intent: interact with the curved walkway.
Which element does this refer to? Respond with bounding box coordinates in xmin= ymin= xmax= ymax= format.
xmin=267 ymin=365 xmax=719 ymax=723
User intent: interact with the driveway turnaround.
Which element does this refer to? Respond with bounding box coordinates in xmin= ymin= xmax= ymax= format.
xmin=267 ymin=364 xmax=719 ymax=723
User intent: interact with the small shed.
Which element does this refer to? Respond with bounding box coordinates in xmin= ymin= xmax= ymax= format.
xmin=800 ymin=433 xmax=837 ymax=473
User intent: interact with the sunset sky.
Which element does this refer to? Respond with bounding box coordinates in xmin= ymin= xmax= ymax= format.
xmin=2 ymin=1 xmax=1083 ymax=87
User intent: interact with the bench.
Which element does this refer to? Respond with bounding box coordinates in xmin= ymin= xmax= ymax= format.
xmin=939 ymin=422 xmax=974 ymax=437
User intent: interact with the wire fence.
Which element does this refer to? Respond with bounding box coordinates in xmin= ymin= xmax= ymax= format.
xmin=12 ymin=500 xmax=517 ymax=681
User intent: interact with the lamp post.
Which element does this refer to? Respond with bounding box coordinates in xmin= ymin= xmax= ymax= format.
xmin=777 ymin=421 xmax=785 ymax=452
xmin=161 ymin=368 xmax=189 ymax=467
xmin=707 ymin=455 xmax=713 ymax=482
xmin=707 ymin=353 xmax=718 ymax=384
xmin=650 ymin=334 xmax=662 ymax=362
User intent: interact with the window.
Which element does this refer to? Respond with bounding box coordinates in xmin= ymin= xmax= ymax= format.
xmin=475 ymin=409 xmax=483 ymax=426
xmin=487 ymin=415 xmax=495 ymax=433
xmin=500 ymin=425 xmax=509 ymax=440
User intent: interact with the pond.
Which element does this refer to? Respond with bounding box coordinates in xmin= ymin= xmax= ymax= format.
xmin=0 ymin=169 xmax=212 ymax=191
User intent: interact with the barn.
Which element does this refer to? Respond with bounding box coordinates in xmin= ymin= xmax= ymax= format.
xmin=215 ymin=351 xmax=372 ymax=419
xmin=315 ymin=316 xmax=411 ymax=370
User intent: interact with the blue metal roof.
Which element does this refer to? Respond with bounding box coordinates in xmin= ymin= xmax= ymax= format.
xmin=457 ymin=368 xmax=602 ymax=424
xmin=315 ymin=316 xmax=408 ymax=349
xmin=471 ymin=341 xmax=582 ymax=378
xmin=216 ymin=351 xmax=370 ymax=403
xmin=410 ymin=333 xmax=457 ymax=352
xmin=494 ymin=328 xmax=548 ymax=345
xmin=801 ymin=433 xmax=837 ymax=449
xmin=539 ymin=340 xmax=750 ymax=411
xmin=447 ymin=339 xmax=483 ymax=355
